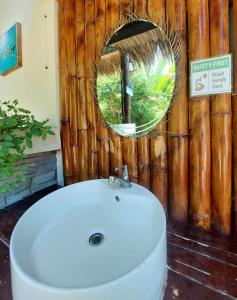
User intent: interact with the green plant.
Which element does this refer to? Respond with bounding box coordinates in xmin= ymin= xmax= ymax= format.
xmin=0 ymin=100 xmax=55 ymax=195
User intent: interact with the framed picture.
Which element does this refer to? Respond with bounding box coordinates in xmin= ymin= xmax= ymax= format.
xmin=0 ymin=23 xmax=22 ymax=76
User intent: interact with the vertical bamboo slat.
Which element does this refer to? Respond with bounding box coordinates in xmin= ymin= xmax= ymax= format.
xmin=107 ymin=0 xmax=123 ymax=171
xmin=59 ymin=0 xmax=73 ymax=184
xmin=210 ymin=0 xmax=231 ymax=235
xmin=68 ymin=77 xmax=79 ymax=182
xmin=86 ymin=79 xmax=98 ymax=178
xmin=134 ymin=0 xmax=146 ymax=16
xmin=150 ymin=134 xmax=168 ymax=213
xmin=61 ymin=122 xmax=73 ymax=183
xmin=77 ymin=78 xmax=89 ymax=181
xmin=85 ymin=0 xmax=96 ymax=79
xmin=76 ymin=0 xmax=89 ymax=181
xmin=65 ymin=1 xmax=78 ymax=183
xmin=148 ymin=0 xmax=165 ymax=22
xmin=187 ymin=0 xmax=211 ymax=230
xmin=166 ymin=0 xmax=188 ymax=221
xmin=64 ymin=1 xmax=76 ymax=76
xmin=95 ymin=0 xmax=106 ymax=61
xmin=85 ymin=0 xmax=98 ymax=179
xmin=123 ymin=138 xmax=138 ymax=183
xmin=96 ymin=0 xmax=110 ymax=178
xmin=232 ymin=0 xmax=237 ymax=231
xmin=133 ymin=0 xmax=150 ymax=188
xmin=119 ymin=0 xmax=133 ymax=19
xmin=59 ymin=0 xmax=69 ymax=124
xmin=138 ymin=138 xmax=150 ymax=188
xmin=76 ymin=0 xmax=85 ymax=78
xmin=148 ymin=0 xmax=168 ymax=212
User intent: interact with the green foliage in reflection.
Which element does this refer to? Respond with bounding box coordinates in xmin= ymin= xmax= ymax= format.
xmin=97 ymin=58 xmax=175 ymax=127
xmin=97 ymin=72 xmax=123 ymax=124
xmin=0 ymin=100 xmax=55 ymax=195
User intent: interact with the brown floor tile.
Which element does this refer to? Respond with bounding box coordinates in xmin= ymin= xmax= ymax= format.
xmin=0 ymin=243 xmax=12 ymax=300
xmin=0 ymin=211 xmax=18 ymax=242
xmin=164 ymin=269 xmax=232 ymax=300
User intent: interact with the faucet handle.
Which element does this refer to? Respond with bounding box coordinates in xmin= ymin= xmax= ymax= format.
xmin=108 ymin=176 xmax=115 ymax=183
xmin=114 ymin=164 xmax=129 ymax=180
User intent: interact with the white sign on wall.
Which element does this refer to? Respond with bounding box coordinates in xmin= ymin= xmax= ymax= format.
xmin=190 ymin=54 xmax=232 ymax=97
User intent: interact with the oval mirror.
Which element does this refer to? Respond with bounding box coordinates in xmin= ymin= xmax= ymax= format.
xmin=96 ymin=20 xmax=176 ymax=137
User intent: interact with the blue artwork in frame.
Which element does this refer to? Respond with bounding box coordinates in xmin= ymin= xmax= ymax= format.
xmin=0 ymin=23 xmax=22 ymax=76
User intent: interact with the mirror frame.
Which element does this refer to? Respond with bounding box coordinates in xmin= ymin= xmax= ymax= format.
xmin=94 ymin=16 xmax=183 ymax=138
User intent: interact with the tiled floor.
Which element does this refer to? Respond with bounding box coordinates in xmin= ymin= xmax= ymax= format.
xmin=0 ymin=186 xmax=237 ymax=300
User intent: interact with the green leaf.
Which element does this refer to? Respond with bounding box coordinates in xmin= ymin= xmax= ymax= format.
xmin=18 ymin=108 xmax=31 ymax=114
xmin=26 ymin=139 xmax=33 ymax=148
xmin=0 ymin=100 xmax=54 ymax=195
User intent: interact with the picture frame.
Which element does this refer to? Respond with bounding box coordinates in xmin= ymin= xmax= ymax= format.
xmin=0 ymin=23 xmax=22 ymax=76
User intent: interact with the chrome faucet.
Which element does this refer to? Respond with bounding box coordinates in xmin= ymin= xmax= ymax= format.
xmin=108 ymin=165 xmax=131 ymax=188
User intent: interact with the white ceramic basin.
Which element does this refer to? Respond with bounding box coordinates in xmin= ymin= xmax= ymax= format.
xmin=10 ymin=179 xmax=167 ymax=300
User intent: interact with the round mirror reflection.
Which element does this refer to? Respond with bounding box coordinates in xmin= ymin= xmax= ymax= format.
xmin=96 ymin=20 xmax=176 ymax=137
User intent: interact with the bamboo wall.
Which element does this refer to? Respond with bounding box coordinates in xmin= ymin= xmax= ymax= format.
xmin=59 ymin=0 xmax=236 ymax=235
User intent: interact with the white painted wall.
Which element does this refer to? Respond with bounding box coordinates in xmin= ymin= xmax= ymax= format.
xmin=0 ymin=0 xmax=61 ymax=154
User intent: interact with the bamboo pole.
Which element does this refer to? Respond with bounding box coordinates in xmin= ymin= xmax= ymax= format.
xmin=77 ymin=79 xmax=89 ymax=181
xmin=68 ymin=76 xmax=79 ymax=182
xmin=107 ymin=0 xmax=123 ymax=171
xmin=65 ymin=1 xmax=78 ymax=183
xmin=96 ymin=0 xmax=110 ymax=178
xmin=86 ymin=79 xmax=98 ymax=179
xmin=75 ymin=0 xmax=85 ymax=78
xmin=187 ymin=0 xmax=211 ymax=230
xmin=148 ymin=0 xmax=168 ymax=212
xmin=150 ymin=134 xmax=168 ymax=213
xmin=61 ymin=122 xmax=73 ymax=184
xmin=166 ymin=0 xmax=188 ymax=221
xmin=134 ymin=0 xmax=146 ymax=17
xmin=85 ymin=0 xmax=98 ymax=179
xmin=148 ymin=0 xmax=165 ymax=23
xmin=76 ymin=0 xmax=89 ymax=181
xmin=95 ymin=0 xmax=106 ymax=61
xmin=210 ymin=0 xmax=231 ymax=235
xmin=59 ymin=0 xmax=74 ymax=184
xmin=232 ymin=0 xmax=237 ymax=232
xmin=138 ymin=137 xmax=150 ymax=188
xmin=123 ymin=137 xmax=138 ymax=183
xmin=58 ymin=0 xmax=69 ymax=124
xmin=85 ymin=0 xmax=96 ymax=79
xmin=133 ymin=0 xmax=150 ymax=188
xmin=119 ymin=0 xmax=133 ymax=19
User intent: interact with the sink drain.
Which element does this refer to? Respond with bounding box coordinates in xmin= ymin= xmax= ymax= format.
xmin=89 ymin=233 xmax=104 ymax=246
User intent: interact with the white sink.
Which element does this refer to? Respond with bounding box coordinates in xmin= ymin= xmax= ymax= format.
xmin=10 ymin=179 xmax=167 ymax=300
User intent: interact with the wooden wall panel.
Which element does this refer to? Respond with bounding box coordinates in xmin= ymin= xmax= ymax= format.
xmin=59 ymin=0 xmax=74 ymax=185
xmin=166 ymin=0 xmax=189 ymax=221
xmin=106 ymin=0 xmax=123 ymax=171
xmin=76 ymin=0 xmax=88 ymax=181
xmin=187 ymin=0 xmax=211 ymax=230
xmin=59 ymin=0 xmax=235 ymax=235
xmin=133 ymin=0 xmax=147 ymax=186
xmin=96 ymin=0 xmax=110 ymax=179
xmin=148 ymin=0 xmax=168 ymax=213
xmin=85 ymin=0 xmax=99 ymax=179
xmin=232 ymin=0 xmax=237 ymax=231
xmin=210 ymin=0 xmax=231 ymax=235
